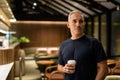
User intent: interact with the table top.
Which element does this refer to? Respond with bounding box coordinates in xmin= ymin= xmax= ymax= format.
xmin=36 ymin=60 xmax=55 ymax=65
xmin=107 ymin=59 xmax=117 ymax=65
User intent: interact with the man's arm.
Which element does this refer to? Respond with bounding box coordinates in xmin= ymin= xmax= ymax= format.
xmin=95 ymin=60 xmax=108 ymax=80
xmin=57 ymin=64 xmax=65 ymax=73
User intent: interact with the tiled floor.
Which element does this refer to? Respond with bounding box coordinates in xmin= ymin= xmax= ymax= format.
xmin=15 ymin=60 xmax=41 ymax=80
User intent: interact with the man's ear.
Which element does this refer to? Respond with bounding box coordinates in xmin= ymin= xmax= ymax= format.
xmin=67 ymin=22 xmax=70 ymax=28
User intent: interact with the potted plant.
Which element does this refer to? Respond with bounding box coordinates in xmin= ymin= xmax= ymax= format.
xmin=18 ymin=36 xmax=30 ymax=43
xmin=10 ymin=36 xmax=30 ymax=44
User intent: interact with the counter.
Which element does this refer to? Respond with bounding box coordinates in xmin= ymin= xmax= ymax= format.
xmin=0 ymin=42 xmax=19 ymax=50
xmin=0 ymin=42 xmax=20 ymax=80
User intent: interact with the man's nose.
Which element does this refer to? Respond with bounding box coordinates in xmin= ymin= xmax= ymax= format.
xmin=76 ymin=21 xmax=80 ymax=26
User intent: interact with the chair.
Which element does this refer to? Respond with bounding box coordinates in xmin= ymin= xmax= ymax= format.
xmin=14 ymin=49 xmax=26 ymax=77
xmin=45 ymin=65 xmax=65 ymax=80
xmin=107 ymin=59 xmax=120 ymax=75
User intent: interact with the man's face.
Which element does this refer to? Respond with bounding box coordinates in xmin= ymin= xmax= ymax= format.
xmin=67 ymin=12 xmax=85 ymax=36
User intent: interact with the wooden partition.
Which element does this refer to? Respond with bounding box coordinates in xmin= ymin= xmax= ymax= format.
xmin=0 ymin=49 xmax=14 ymax=64
xmin=11 ymin=21 xmax=69 ymax=48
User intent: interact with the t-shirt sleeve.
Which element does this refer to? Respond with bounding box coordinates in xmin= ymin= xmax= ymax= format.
xmin=57 ymin=45 xmax=65 ymax=66
xmin=93 ymin=40 xmax=107 ymax=62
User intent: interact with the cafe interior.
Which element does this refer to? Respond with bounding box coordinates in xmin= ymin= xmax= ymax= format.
xmin=0 ymin=0 xmax=120 ymax=80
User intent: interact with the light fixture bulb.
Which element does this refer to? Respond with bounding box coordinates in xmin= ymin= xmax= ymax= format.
xmin=33 ymin=3 xmax=37 ymax=6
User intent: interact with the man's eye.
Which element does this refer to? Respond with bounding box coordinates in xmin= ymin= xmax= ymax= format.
xmin=72 ymin=20 xmax=84 ymax=23
xmin=79 ymin=20 xmax=84 ymax=23
xmin=73 ymin=20 xmax=77 ymax=23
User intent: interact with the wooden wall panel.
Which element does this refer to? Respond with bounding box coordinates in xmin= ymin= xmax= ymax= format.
xmin=0 ymin=49 xmax=14 ymax=64
xmin=11 ymin=21 xmax=69 ymax=48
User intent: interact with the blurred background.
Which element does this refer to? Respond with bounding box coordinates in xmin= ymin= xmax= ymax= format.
xmin=0 ymin=0 xmax=120 ymax=80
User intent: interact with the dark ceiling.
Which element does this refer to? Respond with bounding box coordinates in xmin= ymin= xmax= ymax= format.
xmin=10 ymin=0 xmax=120 ymax=21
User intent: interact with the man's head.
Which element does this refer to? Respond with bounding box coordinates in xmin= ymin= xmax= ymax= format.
xmin=67 ymin=10 xmax=85 ymax=38
xmin=68 ymin=10 xmax=85 ymax=22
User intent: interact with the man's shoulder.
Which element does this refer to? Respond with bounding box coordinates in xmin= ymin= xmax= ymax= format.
xmin=86 ymin=35 xmax=100 ymax=43
xmin=61 ymin=38 xmax=71 ymax=45
xmin=59 ymin=38 xmax=72 ymax=48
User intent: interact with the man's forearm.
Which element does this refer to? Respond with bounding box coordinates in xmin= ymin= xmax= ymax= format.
xmin=57 ymin=64 xmax=65 ymax=73
xmin=95 ymin=69 xmax=107 ymax=80
xmin=96 ymin=61 xmax=108 ymax=80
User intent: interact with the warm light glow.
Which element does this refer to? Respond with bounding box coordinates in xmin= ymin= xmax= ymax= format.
xmin=0 ymin=29 xmax=16 ymax=34
xmin=10 ymin=19 xmax=16 ymax=22
xmin=117 ymin=5 xmax=120 ymax=11
xmin=12 ymin=21 xmax=67 ymax=24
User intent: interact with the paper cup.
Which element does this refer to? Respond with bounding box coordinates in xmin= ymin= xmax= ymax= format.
xmin=67 ymin=60 xmax=76 ymax=66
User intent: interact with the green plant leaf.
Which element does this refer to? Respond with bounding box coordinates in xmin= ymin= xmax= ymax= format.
xmin=19 ymin=36 xmax=30 ymax=43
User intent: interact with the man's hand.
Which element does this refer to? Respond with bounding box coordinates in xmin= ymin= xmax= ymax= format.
xmin=63 ymin=64 xmax=75 ymax=74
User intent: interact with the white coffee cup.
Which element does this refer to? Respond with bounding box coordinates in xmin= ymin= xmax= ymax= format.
xmin=67 ymin=60 xmax=76 ymax=66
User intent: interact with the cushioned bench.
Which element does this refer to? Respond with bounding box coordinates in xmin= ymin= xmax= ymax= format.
xmin=105 ymin=75 xmax=120 ymax=80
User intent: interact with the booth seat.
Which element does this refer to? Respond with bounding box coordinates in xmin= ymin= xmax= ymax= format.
xmin=23 ymin=47 xmax=59 ymax=57
xmin=35 ymin=47 xmax=59 ymax=65
xmin=23 ymin=47 xmax=37 ymax=57
xmin=17 ymin=47 xmax=59 ymax=75
xmin=36 ymin=47 xmax=59 ymax=54
xmin=105 ymin=75 xmax=120 ymax=80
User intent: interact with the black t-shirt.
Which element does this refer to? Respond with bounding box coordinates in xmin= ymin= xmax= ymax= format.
xmin=58 ymin=35 xmax=107 ymax=80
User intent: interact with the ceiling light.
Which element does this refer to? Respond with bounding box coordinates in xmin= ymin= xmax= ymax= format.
xmin=33 ymin=3 xmax=37 ymax=6
xmin=32 ymin=6 xmax=35 ymax=9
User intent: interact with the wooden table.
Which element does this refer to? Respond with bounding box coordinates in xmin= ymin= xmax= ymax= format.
xmin=36 ymin=60 xmax=55 ymax=73
xmin=34 ymin=53 xmax=59 ymax=72
xmin=36 ymin=60 xmax=55 ymax=65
